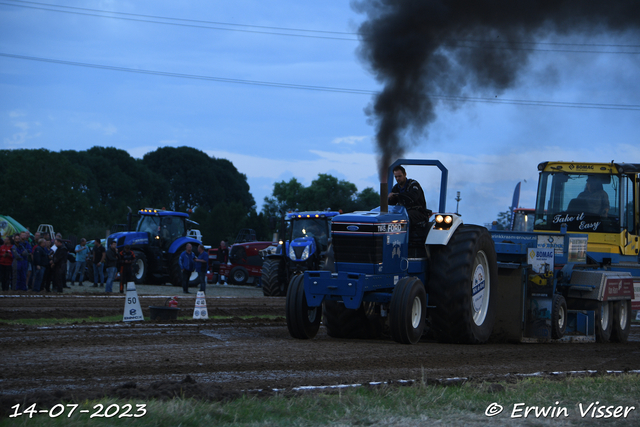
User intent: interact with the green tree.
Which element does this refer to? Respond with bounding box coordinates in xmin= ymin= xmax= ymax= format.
xmin=302 ymin=174 xmax=358 ymax=212
xmin=352 ymin=187 xmax=380 ymax=211
xmin=0 ymin=149 xmax=91 ymax=235
xmin=262 ymin=178 xmax=305 ymax=219
xmin=494 ymin=208 xmax=513 ymax=230
xmin=262 ymin=174 xmax=381 ymax=219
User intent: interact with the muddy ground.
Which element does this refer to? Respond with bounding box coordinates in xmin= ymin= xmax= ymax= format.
xmin=1 ymin=285 xmax=640 ymax=416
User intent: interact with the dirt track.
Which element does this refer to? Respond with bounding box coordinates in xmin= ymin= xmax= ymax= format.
xmin=1 ymin=287 xmax=640 ymax=415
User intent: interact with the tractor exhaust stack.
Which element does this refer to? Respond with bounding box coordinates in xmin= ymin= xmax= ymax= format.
xmin=380 ymin=182 xmax=388 ymax=213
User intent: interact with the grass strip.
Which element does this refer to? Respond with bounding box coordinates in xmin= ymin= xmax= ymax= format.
xmin=2 ymin=374 xmax=638 ymax=426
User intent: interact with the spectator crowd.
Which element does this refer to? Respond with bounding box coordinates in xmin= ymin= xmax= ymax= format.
xmin=0 ymin=231 xmax=135 ymax=294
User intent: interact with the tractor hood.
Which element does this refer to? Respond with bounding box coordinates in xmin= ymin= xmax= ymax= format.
xmin=288 ymin=236 xmax=317 ymax=261
xmin=107 ymin=231 xmax=149 ymax=248
xmin=330 ymin=206 xmax=409 ymax=275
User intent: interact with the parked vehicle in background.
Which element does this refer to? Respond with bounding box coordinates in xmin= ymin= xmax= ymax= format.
xmin=106 ymin=208 xmax=202 ymax=286
xmin=207 ymin=229 xmax=276 ymax=285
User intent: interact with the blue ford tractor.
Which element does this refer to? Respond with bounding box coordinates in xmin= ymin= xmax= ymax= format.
xmin=261 ymin=211 xmax=340 ymax=297
xmin=286 ymin=159 xmax=638 ymax=345
xmin=106 ymin=208 xmax=202 ymax=286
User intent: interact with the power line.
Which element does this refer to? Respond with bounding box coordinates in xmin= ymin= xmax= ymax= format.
xmin=3 ymin=0 xmax=640 ymax=53
xmin=0 ymin=0 xmax=358 ymax=41
xmin=2 ymin=52 xmax=639 ymax=111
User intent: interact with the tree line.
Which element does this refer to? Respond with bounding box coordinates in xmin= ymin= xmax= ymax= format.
xmin=0 ymin=147 xmax=380 ymax=245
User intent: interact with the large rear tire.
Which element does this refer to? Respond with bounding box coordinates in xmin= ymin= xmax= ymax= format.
xmin=286 ymin=274 xmax=321 ymax=339
xmin=610 ymin=300 xmax=631 ymax=343
xmin=429 ymin=225 xmax=498 ymax=344
xmin=133 ymin=251 xmax=147 ymax=285
xmin=262 ymin=259 xmax=287 ymax=296
xmin=595 ymin=301 xmax=613 ymax=343
xmin=389 ymin=277 xmax=426 ymax=344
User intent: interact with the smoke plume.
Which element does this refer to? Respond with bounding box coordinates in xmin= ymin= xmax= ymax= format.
xmin=352 ymin=0 xmax=640 ymax=180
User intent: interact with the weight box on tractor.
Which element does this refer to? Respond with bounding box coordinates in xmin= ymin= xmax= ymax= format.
xmin=285 ymin=159 xmax=638 ymax=345
xmin=106 ymin=208 xmax=202 ymax=287
xmin=261 ymin=210 xmax=341 ymax=297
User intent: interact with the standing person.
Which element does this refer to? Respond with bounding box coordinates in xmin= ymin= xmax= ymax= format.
xmin=118 ymin=245 xmax=136 ymax=293
xmin=194 ymin=244 xmax=209 ymax=292
xmin=92 ymin=239 xmax=106 ymax=287
xmin=26 ymin=231 xmax=40 ymax=290
xmin=42 ymin=239 xmax=53 ymax=292
xmin=71 ymin=238 xmax=89 ymax=286
xmin=216 ymin=240 xmax=229 ymax=284
xmin=20 ymin=232 xmax=33 ymax=290
xmin=32 ymin=239 xmax=49 ymax=292
xmin=105 ymin=241 xmax=119 ymax=293
xmin=13 ymin=234 xmax=29 ymax=291
xmin=0 ymin=237 xmax=13 ymax=291
xmin=388 ymin=165 xmax=431 ymax=236
xmin=50 ymin=238 xmax=68 ymax=293
xmin=179 ymin=244 xmax=195 ymax=294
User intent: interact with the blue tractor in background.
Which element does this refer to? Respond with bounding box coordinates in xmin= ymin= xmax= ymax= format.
xmin=261 ymin=211 xmax=341 ymax=297
xmin=107 ymin=208 xmax=202 ymax=287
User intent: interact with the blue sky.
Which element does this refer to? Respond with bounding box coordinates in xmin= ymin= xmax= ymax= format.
xmin=1 ymin=0 xmax=639 ymax=227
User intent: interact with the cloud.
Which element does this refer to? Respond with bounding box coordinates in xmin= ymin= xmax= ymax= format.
xmin=3 ymin=118 xmax=41 ymax=147
xmin=331 ymin=135 xmax=367 ymax=145
xmin=86 ymin=122 xmax=117 ymax=136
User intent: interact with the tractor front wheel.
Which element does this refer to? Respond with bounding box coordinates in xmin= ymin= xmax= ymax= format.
xmin=389 ymin=276 xmax=426 ymax=344
xmin=133 ymin=251 xmax=147 ymax=285
xmin=323 ymin=300 xmax=383 ymax=339
xmin=230 ymin=266 xmax=249 ymax=285
xmin=286 ymin=274 xmax=321 ymax=339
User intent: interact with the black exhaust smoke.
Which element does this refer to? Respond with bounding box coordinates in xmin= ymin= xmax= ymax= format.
xmin=352 ymin=0 xmax=640 ymax=179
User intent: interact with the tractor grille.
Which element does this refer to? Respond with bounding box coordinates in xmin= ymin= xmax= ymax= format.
xmin=333 ymin=234 xmax=383 ymax=264
xmin=293 ymin=246 xmax=305 ymax=259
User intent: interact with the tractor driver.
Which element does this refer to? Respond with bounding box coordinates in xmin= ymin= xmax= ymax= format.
xmin=577 ymin=175 xmax=610 ymax=217
xmin=388 ymin=165 xmax=431 ymax=233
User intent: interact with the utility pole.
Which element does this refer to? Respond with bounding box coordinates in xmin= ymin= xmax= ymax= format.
xmin=455 ymin=191 xmax=461 ymax=214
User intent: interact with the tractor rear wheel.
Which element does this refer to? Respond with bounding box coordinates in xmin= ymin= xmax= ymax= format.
xmin=286 ymin=274 xmax=321 ymax=339
xmin=551 ymin=294 xmax=567 ymax=339
xmin=262 ymin=258 xmax=286 ymax=296
xmin=610 ymin=300 xmax=631 ymax=343
xmin=133 ymin=251 xmax=147 ymax=285
xmin=389 ymin=276 xmax=426 ymax=344
xmin=595 ymin=301 xmax=613 ymax=343
xmin=428 ymin=225 xmax=498 ymax=344
xmin=323 ymin=300 xmax=383 ymax=339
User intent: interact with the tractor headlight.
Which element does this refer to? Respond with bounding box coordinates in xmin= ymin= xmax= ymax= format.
xmin=435 ymin=214 xmax=454 ymax=229
xmin=289 ymin=245 xmax=296 ymax=260
xmin=300 ymin=245 xmax=310 ymax=261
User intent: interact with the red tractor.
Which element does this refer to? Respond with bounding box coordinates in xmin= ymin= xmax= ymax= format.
xmin=207 ymin=229 xmax=276 ymax=285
